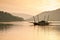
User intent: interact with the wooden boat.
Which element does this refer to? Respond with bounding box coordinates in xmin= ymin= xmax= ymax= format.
xmin=33 ymin=15 xmax=49 ymax=26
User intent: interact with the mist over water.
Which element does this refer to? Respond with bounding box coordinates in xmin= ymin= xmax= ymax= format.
xmin=0 ymin=22 xmax=60 ymax=40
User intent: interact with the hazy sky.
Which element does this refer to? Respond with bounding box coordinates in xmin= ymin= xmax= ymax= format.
xmin=0 ymin=0 xmax=60 ymax=15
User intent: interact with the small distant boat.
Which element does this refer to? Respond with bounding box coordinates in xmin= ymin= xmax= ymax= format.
xmin=33 ymin=15 xmax=49 ymax=26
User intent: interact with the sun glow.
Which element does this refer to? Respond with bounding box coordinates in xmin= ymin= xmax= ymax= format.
xmin=40 ymin=0 xmax=59 ymax=11
xmin=0 ymin=0 xmax=60 ymax=15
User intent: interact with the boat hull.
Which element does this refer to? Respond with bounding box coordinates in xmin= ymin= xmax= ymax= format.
xmin=33 ymin=21 xmax=49 ymax=26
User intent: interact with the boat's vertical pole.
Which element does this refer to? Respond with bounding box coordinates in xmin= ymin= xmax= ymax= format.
xmin=47 ymin=15 xmax=49 ymax=21
xmin=37 ymin=15 xmax=39 ymax=23
xmin=44 ymin=16 xmax=45 ymax=21
xmin=33 ymin=16 xmax=36 ymax=23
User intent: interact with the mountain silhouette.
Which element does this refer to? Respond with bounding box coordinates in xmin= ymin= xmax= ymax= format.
xmin=28 ymin=8 xmax=60 ymax=21
xmin=12 ymin=13 xmax=32 ymax=20
xmin=0 ymin=11 xmax=24 ymax=22
xmin=37 ymin=8 xmax=60 ymax=21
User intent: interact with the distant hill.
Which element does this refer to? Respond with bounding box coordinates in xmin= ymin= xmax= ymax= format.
xmin=37 ymin=8 xmax=60 ymax=21
xmin=28 ymin=8 xmax=60 ymax=21
xmin=12 ymin=13 xmax=32 ymax=20
xmin=0 ymin=11 xmax=24 ymax=22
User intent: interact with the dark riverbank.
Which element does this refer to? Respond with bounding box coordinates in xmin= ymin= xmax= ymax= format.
xmin=0 ymin=23 xmax=13 ymax=30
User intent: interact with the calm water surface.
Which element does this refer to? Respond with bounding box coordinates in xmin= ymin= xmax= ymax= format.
xmin=0 ymin=21 xmax=60 ymax=40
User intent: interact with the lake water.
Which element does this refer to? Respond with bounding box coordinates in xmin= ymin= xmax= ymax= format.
xmin=0 ymin=21 xmax=60 ymax=40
